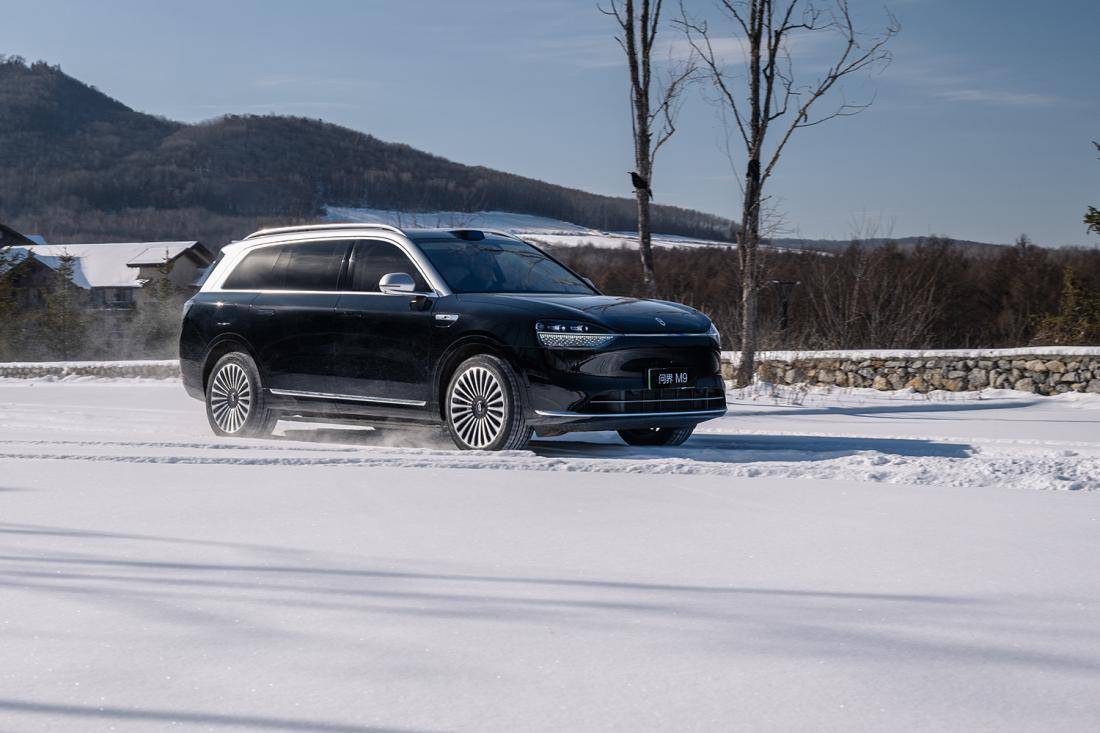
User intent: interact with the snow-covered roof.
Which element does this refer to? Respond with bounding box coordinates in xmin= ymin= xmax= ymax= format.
xmin=17 ymin=242 xmax=203 ymax=289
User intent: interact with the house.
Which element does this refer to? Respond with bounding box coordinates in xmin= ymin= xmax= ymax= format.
xmin=12 ymin=240 xmax=214 ymax=309
xmin=1 ymin=223 xmax=35 ymax=248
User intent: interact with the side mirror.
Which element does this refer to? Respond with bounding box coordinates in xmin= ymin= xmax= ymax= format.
xmin=583 ymin=276 xmax=600 ymax=293
xmin=379 ymin=272 xmax=416 ymax=294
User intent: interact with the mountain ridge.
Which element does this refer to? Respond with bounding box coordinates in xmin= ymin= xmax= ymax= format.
xmin=0 ymin=57 xmax=732 ymax=246
xmin=0 ymin=57 xmax=1009 ymax=253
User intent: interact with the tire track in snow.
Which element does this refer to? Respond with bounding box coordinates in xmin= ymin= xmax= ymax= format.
xmin=0 ymin=444 xmax=1096 ymax=491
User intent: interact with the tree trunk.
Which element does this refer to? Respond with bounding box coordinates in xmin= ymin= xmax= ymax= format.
xmin=736 ymin=157 xmax=762 ymax=387
xmin=635 ymin=162 xmax=657 ymax=298
xmin=628 ymin=0 xmax=658 ymax=299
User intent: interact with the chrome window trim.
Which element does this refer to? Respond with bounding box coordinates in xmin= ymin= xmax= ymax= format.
xmin=209 ymin=289 xmax=440 ymax=297
xmin=534 ymin=408 xmax=727 ymax=418
xmin=205 ymin=231 xmax=452 ymax=296
xmin=268 ymin=388 xmax=427 ymax=407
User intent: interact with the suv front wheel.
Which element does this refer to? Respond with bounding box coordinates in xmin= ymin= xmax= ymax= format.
xmin=445 ymin=355 xmax=532 ymax=451
xmin=205 ymin=352 xmax=278 ymax=438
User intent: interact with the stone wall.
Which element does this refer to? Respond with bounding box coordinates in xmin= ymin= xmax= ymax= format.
xmin=0 ymin=360 xmax=180 ymax=380
xmin=722 ymin=349 xmax=1100 ymax=395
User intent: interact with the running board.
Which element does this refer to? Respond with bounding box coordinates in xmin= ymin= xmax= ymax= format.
xmin=268 ymin=388 xmax=427 ymax=407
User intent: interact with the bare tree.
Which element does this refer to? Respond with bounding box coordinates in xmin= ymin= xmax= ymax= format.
xmin=601 ymin=0 xmax=695 ymax=297
xmin=679 ymin=0 xmax=898 ymax=385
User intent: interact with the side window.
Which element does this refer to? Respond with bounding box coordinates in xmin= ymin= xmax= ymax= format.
xmin=222 ymin=245 xmax=285 ymax=290
xmin=222 ymin=240 xmax=349 ymax=291
xmin=281 ymin=240 xmax=349 ymax=291
xmin=350 ymin=240 xmax=430 ymax=292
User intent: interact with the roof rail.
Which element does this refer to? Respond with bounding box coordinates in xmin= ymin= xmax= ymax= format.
xmin=242 ymin=223 xmax=406 ymax=240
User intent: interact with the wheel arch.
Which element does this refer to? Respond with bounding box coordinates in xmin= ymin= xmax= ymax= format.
xmin=201 ymin=334 xmax=260 ymax=392
xmin=434 ymin=334 xmax=524 ymax=420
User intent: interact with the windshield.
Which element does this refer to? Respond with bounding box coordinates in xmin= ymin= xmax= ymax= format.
xmin=416 ymin=237 xmax=594 ymax=294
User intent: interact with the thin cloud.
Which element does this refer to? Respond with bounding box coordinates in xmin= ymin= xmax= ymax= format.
xmin=520 ymin=34 xmax=621 ymax=68
xmin=189 ymin=101 xmax=361 ymax=111
xmin=254 ymin=76 xmax=376 ymax=90
xmin=936 ymin=88 xmax=1057 ymax=107
xmin=887 ymin=51 xmax=1063 ymax=108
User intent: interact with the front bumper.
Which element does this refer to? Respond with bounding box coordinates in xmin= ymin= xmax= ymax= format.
xmin=531 ymin=406 xmax=727 ymax=433
xmin=521 ymin=335 xmax=726 ymax=431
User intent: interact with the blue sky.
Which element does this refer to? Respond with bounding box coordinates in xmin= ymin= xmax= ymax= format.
xmin=2 ymin=0 xmax=1098 ymax=245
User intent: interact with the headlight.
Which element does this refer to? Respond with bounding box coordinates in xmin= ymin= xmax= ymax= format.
xmin=535 ymin=320 xmax=617 ymax=349
xmin=706 ymin=321 xmax=721 ymax=346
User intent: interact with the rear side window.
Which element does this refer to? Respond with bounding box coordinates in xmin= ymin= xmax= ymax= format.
xmin=223 ymin=240 xmax=349 ymax=291
xmin=223 ymin=246 xmax=282 ymax=290
xmin=350 ymin=240 xmax=429 ymax=292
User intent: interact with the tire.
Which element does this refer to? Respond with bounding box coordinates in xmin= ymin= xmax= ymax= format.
xmin=618 ymin=426 xmax=695 ymax=447
xmin=205 ymin=352 xmax=278 ymax=438
xmin=445 ymin=355 xmax=532 ymax=451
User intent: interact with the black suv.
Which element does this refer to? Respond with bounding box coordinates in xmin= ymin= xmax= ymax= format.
xmin=180 ymin=224 xmax=726 ymax=450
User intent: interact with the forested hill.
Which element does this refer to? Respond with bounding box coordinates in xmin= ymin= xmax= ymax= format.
xmin=0 ymin=57 xmax=733 ymax=246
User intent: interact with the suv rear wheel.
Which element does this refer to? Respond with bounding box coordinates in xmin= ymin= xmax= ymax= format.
xmin=618 ymin=426 xmax=694 ymax=447
xmin=205 ymin=352 xmax=278 ymax=438
xmin=445 ymin=355 xmax=532 ymax=451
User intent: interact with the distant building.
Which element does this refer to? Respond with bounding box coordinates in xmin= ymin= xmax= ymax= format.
xmin=9 ymin=240 xmax=214 ymax=309
xmin=0 ymin=222 xmax=35 ymax=248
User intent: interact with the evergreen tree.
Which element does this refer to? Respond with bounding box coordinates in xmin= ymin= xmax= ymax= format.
xmin=0 ymin=246 xmax=26 ymax=360
xmin=1033 ymin=267 xmax=1100 ymax=345
xmin=132 ymin=258 xmax=185 ymax=358
xmin=35 ymin=252 xmax=88 ymax=360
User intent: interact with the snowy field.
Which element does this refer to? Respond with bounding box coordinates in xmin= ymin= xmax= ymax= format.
xmin=2 ymin=380 xmax=1099 ymax=731
xmin=324 ymin=206 xmax=783 ymax=253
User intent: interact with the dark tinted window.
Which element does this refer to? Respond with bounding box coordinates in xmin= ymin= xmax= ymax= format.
xmin=195 ymin=252 xmax=225 ymax=288
xmin=281 ymin=241 xmax=348 ymax=291
xmin=417 ymin=236 xmax=593 ymax=294
xmin=223 ymin=241 xmax=348 ymax=291
xmin=222 ymin=246 xmax=284 ymax=290
xmin=350 ymin=240 xmax=429 ymax=292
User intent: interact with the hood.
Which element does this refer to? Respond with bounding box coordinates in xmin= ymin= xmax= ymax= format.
xmin=456 ymin=293 xmax=711 ymax=334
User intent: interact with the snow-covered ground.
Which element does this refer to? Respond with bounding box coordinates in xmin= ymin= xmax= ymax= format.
xmin=325 ymin=205 xmax=763 ymax=252
xmin=1 ymin=380 xmax=1099 ymax=731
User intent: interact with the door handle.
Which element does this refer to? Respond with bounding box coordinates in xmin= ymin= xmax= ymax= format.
xmin=254 ymin=308 xmax=275 ymax=316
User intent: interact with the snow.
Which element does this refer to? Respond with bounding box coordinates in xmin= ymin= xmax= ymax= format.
xmin=0 ymin=360 xmax=178 ymax=369
xmin=14 ymin=242 xmax=200 ymax=289
xmin=726 ymin=346 xmax=1100 ymax=361
xmin=1 ymin=381 xmax=1099 ymax=731
xmin=324 ymin=205 xmax=749 ymax=251
xmin=325 ymin=205 xmax=595 ymax=235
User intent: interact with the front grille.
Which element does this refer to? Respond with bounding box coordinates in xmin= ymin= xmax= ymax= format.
xmin=578 ymin=387 xmax=726 ymax=415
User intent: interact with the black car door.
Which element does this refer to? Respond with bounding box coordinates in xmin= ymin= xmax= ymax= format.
xmin=236 ymin=239 xmax=350 ymax=393
xmin=330 ymin=239 xmax=434 ymax=405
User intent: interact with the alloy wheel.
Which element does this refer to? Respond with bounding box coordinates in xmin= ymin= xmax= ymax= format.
xmin=209 ymin=362 xmax=252 ymax=434
xmin=449 ymin=365 xmax=506 ymax=448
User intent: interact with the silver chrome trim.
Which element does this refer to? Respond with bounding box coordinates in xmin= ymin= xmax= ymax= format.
xmin=589 ymin=396 xmax=726 ymax=404
xmin=534 ymin=408 xmax=727 ymax=418
xmin=243 ymin=223 xmax=405 ymax=240
xmin=268 ymin=388 xmax=427 ymax=407
xmin=210 ymin=289 xmax=438 ymax=296
xmin=616 ymin=332 xmax=713 ymax=338
xmin=205 ymin=231 xmax=453 ymax=297
xmin=435 ymin=313 xmax=460 ymax=322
